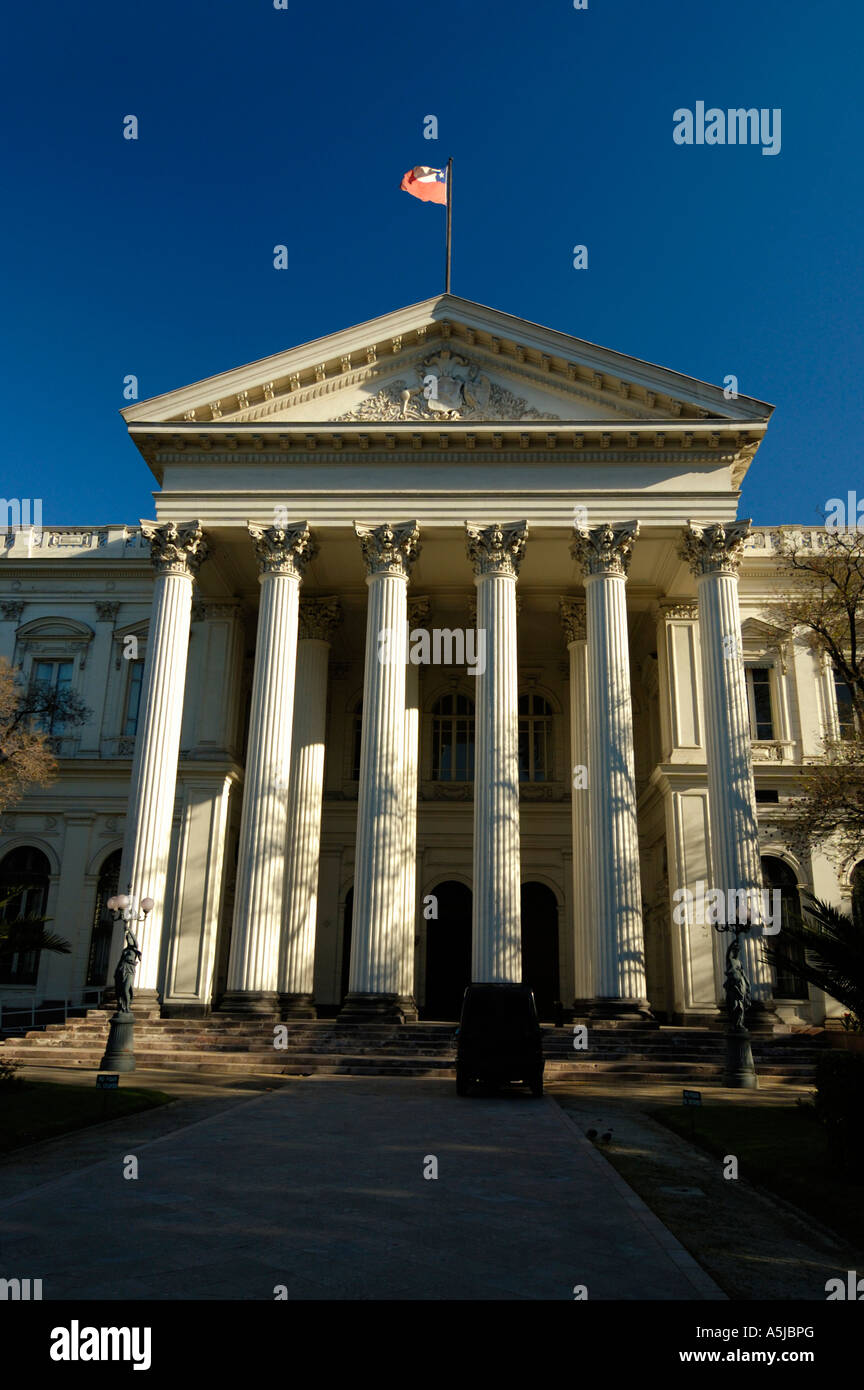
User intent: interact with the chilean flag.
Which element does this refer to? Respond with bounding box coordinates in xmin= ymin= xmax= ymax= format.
xmin=400 ymin=165 xmax=447 ymax=205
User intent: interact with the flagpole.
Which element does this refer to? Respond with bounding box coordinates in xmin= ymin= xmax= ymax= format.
xmin=445 ymin=157 xmax=453 ymax=293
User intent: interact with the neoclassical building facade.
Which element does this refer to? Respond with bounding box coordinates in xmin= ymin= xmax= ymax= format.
xmin=0 ymin=296 xmax=857 ymax=1029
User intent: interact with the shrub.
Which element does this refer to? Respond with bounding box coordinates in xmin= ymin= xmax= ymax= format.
xmin=0 ymin=1057 xmax=21 ymax=1088
xmin=814 ymin=1051 xmax=864 ymax=1178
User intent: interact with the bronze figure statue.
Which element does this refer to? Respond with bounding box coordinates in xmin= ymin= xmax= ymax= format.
xmin=724 ymin=933 xmax=751 ymax=1031
xmin=114 ymin=927 xmax=142 ymax=1014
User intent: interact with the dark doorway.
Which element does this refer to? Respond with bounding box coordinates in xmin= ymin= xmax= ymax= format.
xmin=424 ymin=880 xmax=472 ymax=1020
xmin=761 ymin=856 xmax=808 ymax=1000
xmin=340 ymin=887 xmax=353 ymax=1003
xmin=87 ymin=848 xmax=122 ymax=987
xmin=521 ymin=882 xmax=560 ymax=1020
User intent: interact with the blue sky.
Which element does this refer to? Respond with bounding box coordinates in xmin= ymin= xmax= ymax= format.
xmin=2 ymin=0 xmax=860 ymax=527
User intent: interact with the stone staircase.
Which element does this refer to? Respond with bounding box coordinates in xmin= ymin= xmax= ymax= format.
xmin=0 ymin=1008 xmax=828 ymax=1084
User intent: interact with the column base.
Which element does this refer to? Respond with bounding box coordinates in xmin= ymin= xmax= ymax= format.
xmin=338 ymin=992 xmax=408 ymax=1023
xmin=585 ymin=998 xmax=658 ymax=1026
xmin=746 ymin=1000 xmax=781 ymax=1033
xmin=160 ymin=1001 xmax=212 ymax=1020
xmin=219 ymin=990 xmax=280 ymax=1016
xmin=278 ymin=993 xmax=318 ymax=1020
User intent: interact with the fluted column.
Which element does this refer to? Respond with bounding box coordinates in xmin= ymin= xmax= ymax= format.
xmin=465 ymin=522 xmax=527 ymax=982
xmin=224 ymin=522 xmax=315 ymax=1013
xmin=560 ymin=597 xmax=594 ymax=1009
xmin=341 ymin=522 xmax=420 ymax=1020
xmin=119 ymin=521 xmax=207 ymax=998
xmin=571 ymin=522 xmax=650 ymax=1017
xmin=680 ymin=520 xmax=775 ymax=1014
xmin=278 ymin=597 xmax=341 ymax=1018
xmin=398 ymin=596 xmax=430 ymax=1021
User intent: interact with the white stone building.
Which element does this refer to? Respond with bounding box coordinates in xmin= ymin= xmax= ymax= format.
xmin=1 ymin=296 xmax=858 ymax=1030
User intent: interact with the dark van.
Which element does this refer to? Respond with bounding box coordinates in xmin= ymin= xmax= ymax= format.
xmin=455 ymin=983 xmax=544 ymax=1097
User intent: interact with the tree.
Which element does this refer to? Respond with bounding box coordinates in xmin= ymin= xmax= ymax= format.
xmin=0 ymin=888 xmax=70 ymax=963
xmin=0 ymin=657 xmax=91 ymax=821
xmin=764 ymin=894 xmax=864 ymax=1030
xmin=771 ymin=528 xmax=864 ymax=866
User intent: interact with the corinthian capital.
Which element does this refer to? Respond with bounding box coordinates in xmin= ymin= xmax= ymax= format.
xmin=248 ymin=521 xmax=316 ymax=578
xmin=298 ymin=596 xmax=341 ymax=642
xmin=680 ymin=520 xmax=751 ymax=578
xmin=465 ymin=521 xmax=528 ymax=578
xmin=559 ymin=596 xmax=586 ymax=644
xmin=354 ymin=521 xmax=420 ymax=577
xmin=570 ymin=520 xmax=639 ymax=578
xmin=140 ymin=520 xmax=208 ymax=578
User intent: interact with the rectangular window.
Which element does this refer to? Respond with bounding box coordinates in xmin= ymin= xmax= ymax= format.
xmin=123 ymin=660 xmax=145 ymax=737
xmin=31 ymin=659 xmax=74 ymax=734
xmin=745 ymin=666 xmax=774 ymax=740
xmin=834 ymin=675 xmax=857 ymax=740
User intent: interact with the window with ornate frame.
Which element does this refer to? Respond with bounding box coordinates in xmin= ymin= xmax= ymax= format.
xmin=745 ymin=665 xmax=775 ymax=740
xmin=31 ymin=659 xmax=74 ymax=733
xmin=123 ymin=660 xmax=145 ymax=737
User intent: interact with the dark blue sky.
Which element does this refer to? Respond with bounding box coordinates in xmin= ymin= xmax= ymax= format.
xmin=2 ymin=0 xmax=860 ymax=527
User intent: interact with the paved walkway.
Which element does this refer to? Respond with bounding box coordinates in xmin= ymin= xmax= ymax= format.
xmin=0 ymin=1075 xmax=722 ymax=1300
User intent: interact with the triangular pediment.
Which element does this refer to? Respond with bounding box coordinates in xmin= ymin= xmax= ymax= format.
xmin=121 ymin=296 xmax=772 ymax=431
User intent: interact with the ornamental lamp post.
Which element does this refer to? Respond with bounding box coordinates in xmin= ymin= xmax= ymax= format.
xmin=714 ymin=905 xmax=758 ymax=1090
xmin=98 ymin=891 xmax=154 ymax=1074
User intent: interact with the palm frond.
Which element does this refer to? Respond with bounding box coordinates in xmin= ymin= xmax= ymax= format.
xmin=764 ymin=892 xmax=864 ymax=1024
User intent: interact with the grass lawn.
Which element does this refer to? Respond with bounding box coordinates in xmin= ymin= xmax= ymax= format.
xmin=653 ymin=1102 xmax=864 ymax=1246
xmin=0 ymin=1080 xmax=173 ymax=1153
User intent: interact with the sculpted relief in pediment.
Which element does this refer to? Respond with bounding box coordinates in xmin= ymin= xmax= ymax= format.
xmin=335 ymin=349 xmax=560 ymax=423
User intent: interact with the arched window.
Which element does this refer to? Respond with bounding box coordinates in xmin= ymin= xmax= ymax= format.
xmin=851 ymin=861 xmax=864 ymax=932
xmin=87 ymin=849 xmax=122 ymax=987
xmin=761 ymin=855 xmax=808 ymax=1000
xmin=351 ymin=699 xmax=363 ymax=780
xmin=432 ymin=693 xmax=475 ymax=781
xmin=0 ymin=846 xmax=51 ymax=986
xmin=518 ymin=693 xmax=553 ymax=782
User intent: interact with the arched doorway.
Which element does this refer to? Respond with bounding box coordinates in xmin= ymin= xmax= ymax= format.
xmin=340 ymin=887 xmax=353 ymax=1003
xmin=521 ymin=882 xmax=560 ymax=1020
xmin=423 ymin=880 xmax=472 ymax=1019
xmin=761 ymin=856 xmax=808 ymax=999
xmin=87 ymin=848 xmax=122 ymax=987
xmin=0 ymin=846 xmax=51 ymax=986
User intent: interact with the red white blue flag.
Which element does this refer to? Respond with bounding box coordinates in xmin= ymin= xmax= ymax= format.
xmin=400 ymin=165 xmax=447 ymax=205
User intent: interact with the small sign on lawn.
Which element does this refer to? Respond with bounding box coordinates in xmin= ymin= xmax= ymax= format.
xmin=682 ymin=1089 xmax=702 ymax=1107
xmin=96 ymin=1074 xmax=119 ymax=1089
